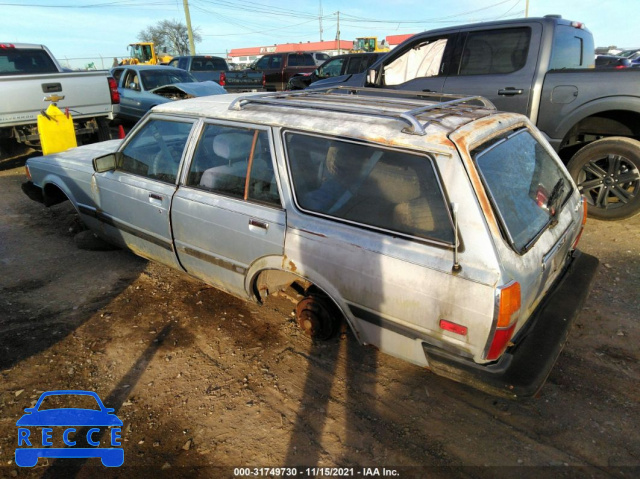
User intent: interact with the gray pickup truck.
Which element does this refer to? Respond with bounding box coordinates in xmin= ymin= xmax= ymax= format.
xmin=0 ymin=43 xmax=120 ymax=159
xmin=310 ymin=15 xmax=640 ymax=220
xmin=168 ymin=55 xmax=264 ymax=93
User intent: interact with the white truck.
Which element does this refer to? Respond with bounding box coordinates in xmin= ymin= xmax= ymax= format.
xmin=0 ymin=43 xmax=120 ymax=159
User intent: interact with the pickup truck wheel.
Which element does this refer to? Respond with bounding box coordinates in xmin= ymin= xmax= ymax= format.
xmin=295 ymin=294 xmax=341 ymax=341
xmin=567 ymin=137 xmax=640 ymax=220
xmin=97 ymin=118 xmax=112 ymax=142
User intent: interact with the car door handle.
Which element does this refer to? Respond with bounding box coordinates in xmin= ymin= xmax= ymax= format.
xmin=248 ymin=219 xmax=268 ymax=232
xmin=498 ymin=88 xmax=524 ymax=96
xmin=149 ymin=193 xmax=163 ymax=202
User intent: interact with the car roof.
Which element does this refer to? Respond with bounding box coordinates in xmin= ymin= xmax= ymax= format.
xmin=152 ymin=90 xmax=520 ymax=155
xmin=113 ymin=65 xmax=183 ymax=71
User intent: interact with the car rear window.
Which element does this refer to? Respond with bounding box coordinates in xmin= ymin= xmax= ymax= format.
xmin=0 ymin=48 xmax=58 ymax=75
xmin=472 ymin=128 xmax=573 ymax=253
xmin=285 ymin=133 xmax=455 ymax=245
xmin=288 ymin=54 xmax=316 ymax=67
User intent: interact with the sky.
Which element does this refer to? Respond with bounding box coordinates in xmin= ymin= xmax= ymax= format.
xmin=2 ymin=0 xmax=638 ymax=69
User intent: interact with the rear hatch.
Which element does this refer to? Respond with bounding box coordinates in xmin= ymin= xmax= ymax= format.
xmin=452 ymin=119 xmax=584 ymax=360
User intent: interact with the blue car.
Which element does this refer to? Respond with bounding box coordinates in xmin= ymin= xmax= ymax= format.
xmin=111 ymin=64 xmax=227 ymax=122
xmin=16 ymin=390 xmax=123 ymax=467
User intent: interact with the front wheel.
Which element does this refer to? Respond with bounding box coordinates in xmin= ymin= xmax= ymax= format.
xmin=567 ymin=137 xmax=640 ymax=220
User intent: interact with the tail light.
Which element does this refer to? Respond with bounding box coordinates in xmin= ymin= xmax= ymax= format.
xmin=107 ymin=77 xmax=120 ymax=104
xmin=1 ymin=43 xmax=16 ymax=49
xmin=25 ymin=165 xmax=32 ymax=181
xmin=485 ymin=281 xmax=521 ymax=360
xmin=572 ymin=196 xmax=588 ymax=249
xmin=262 ymin=72 xmax=266 ymax=88
xmin=219 ymin=71 xmax=226 ymax=87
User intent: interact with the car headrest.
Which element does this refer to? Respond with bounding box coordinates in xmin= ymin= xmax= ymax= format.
xmin=213 ymin=132 xmax=254 ymax=163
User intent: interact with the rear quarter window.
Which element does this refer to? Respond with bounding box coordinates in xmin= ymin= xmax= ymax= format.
xmin=472 ymin=128 xmax=573 ymax=253
xmin=285 ymin=133 xmax=455 ymax=245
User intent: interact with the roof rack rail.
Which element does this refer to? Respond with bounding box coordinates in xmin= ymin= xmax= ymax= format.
xmin=228 ymin=87 xmax=496 ymax=136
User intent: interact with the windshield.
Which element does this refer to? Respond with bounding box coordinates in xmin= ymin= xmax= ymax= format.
xmin=473 ymin=129 xmax=573 ymax=253
xmin=141 ymin=69 xmax=195 ymax=90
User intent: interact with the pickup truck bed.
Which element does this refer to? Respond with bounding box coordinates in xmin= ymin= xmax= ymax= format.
xmin=0 ymin=43 xmax=119 ymax=158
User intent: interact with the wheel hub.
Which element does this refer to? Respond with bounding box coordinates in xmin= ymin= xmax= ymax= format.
xmin=295 ymin=295 xmax=338 ymax=341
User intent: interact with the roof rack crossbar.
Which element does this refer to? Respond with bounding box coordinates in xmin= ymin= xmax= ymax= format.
xmin=229 ymin=88 xmax=496 ymax=136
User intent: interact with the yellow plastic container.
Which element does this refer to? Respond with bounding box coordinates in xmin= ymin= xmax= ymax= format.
xmin=37 ymin=104 xmax=77 ymax=155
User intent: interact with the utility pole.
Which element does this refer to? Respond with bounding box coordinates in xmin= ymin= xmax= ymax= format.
xmin=183 ymin=0 xmax=196 ymax=55
xmin=336 ymin=11 xmax=341 ymax=54
xmin=319 ymin=0 xmax=323 ymax=42
xmin=525 ymin=0 xmax=529 ymax=18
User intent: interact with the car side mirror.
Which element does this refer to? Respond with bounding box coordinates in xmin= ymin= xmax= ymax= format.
xmin=366 ymin=68 xmax=378 ymax=86
xmin=93 ymin=153 xmax=118 ymax=173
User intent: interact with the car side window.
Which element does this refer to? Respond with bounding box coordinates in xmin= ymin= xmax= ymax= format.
xmin=384 ymin=36 xmax=449 ymax=86
xmin=285 ymin=133 xmax=454 ymax=245
xmin=319 ymin=57 xmax=345 ymax=77
xmin=270 ymin=55 xmax=283 ymax=69
xmin=187 ymin=124 xmax=280 ymax=206
xmin=111 ymin=68 xmax=125 ymax=85
xmin=118 ymin=119 xmax=193 ymax=184
xmin=455 ymin=27 xmax=531 ymax=75
xmin=255 ymin=56 xmax=270 ymax=69
xmin=123 ymin=70 xmax=140 ymax=91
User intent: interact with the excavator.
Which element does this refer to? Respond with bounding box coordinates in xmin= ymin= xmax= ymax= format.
xmin=119 ymin=43 xmax=173 ymax=66
xmin=351 ymin=37 xmax=390 ymax=54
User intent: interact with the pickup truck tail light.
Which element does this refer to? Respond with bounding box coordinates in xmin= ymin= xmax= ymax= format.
xmin=219 ymin=71 xmax=226 ymax=87
xmin=262 ymin=72 xmax=266 ymax=88
xmin=485 ymin=281 xmax=521 ymax=360
xmin=572 ymin=196 xmax=588 ymax=249
xmin=108 ymin=77 xmax=120 ymax=104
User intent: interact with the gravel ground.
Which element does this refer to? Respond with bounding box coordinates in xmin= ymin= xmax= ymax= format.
xmin=0 ymin=160 xmax=638 ymax=479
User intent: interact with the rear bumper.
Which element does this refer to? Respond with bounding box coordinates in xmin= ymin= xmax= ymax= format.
xmin=423 ymin=250 xmax=599 ymax=398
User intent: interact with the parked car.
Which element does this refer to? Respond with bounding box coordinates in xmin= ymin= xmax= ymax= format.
xmin=168 ymin=55 xmax=264 ymax=92
xmin=246 ymin=52 xmax=317 ymax=91
xmin=22 ymin=89 xmax=598 ymax=398
xmin=308 ymin=15 xmax=640 ymax=220
xmin=310 ymin=51 xmax=330 ymax=65
xmin=110 ymin=65 xmax=226 ymax=122
xmin=595 ymin=55 xmax=631 ymax=68
xmin=0 ymin=42 xmax=119 ymax=158
xmin=287 ymin=52 xmax=385 ymax=90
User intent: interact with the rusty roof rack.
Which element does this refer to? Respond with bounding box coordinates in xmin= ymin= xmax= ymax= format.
xmin=228 ymin=86 xmax=496 ymax=136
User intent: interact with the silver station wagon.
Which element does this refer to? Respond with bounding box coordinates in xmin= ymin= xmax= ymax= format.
xmin=23 ymin=88 xmax=599 ymax=398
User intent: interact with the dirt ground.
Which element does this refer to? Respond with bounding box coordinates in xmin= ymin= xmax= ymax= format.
xmin=0 ymin=154 xmax=638 ymax=479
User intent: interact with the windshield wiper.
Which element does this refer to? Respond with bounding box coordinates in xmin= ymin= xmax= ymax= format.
xmin=546 ymin=177 xmax=566 ymax=221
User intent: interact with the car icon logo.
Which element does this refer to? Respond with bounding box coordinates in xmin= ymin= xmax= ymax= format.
xmin=15 ymin=390 xmax=124 ymax=467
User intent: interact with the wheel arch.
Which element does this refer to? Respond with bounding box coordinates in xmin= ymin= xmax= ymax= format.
xmin=244 ymin=255 xmax=363 ymax=342
xmin=41 ymin=177 xmax=74 ymax=207
xmin=552 ymin=97 xmax=640 ymax=158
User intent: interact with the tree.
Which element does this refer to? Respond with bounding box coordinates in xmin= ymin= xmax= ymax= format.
xmin=138 ymin=19 xmax=201 ymax=56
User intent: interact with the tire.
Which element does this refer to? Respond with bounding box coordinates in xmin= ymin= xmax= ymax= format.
xmin=567 ymin=137 xmax=640 ymax=220
xmin=97 ymin=117 xmax=112 ymax=142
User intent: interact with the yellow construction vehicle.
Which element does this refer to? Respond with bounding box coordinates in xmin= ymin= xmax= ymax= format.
xmin=351 ymin=37 xmax=390 ymax=54
xmin=120 ymin=43 xmax=173 ymax=65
